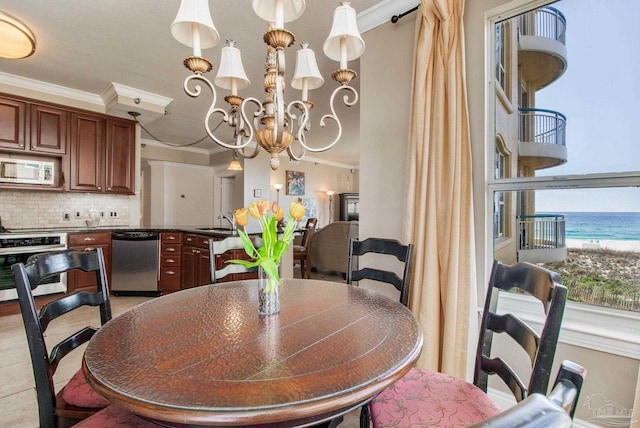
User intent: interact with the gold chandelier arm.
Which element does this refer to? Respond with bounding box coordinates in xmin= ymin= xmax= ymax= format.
xmin=183 ymin=74 xmax=255 ymax=151
xmin=295 ymin=84 xmax=359 ymax=153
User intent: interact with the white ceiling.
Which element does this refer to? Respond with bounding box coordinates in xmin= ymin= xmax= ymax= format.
xmin=0 ymin=1 xmax=417 ymax=168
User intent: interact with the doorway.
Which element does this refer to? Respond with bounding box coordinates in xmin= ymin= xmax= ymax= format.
xmin=216 ymin=176 xmax=235 ymax=228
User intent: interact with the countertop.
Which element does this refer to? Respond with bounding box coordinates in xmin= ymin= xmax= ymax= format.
xmin=0 ymin=225 xmax=241 ymax=238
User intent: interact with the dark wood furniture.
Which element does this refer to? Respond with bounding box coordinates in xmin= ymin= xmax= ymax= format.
xmin=293 ymin=217 xmax=317 ymax=278
xmin=181 ymin=233 xmax=212 ymax=289
xmin=469 ymin=361 xmax=586 ymax=427
xmin=364 ymin=261 xmax=568 ymax=428
xmin=346 ymin=237 xmax=414 ymax=306
xmin=83 ymin=279 xmax=423 ymax=427
xmin=0 ymin=92 xmax=136 ymax=194
xmin=12 ymin=249 xmax=112 ymax=427
xmin=66 ymin=232 xmax=112 ymax=294
xmin=158 ymin=232 xmax=182 ymax=294
xmin=338 ymin=192 xmax=359 ymax=221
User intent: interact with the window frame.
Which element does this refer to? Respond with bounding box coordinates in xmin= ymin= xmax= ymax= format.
xmin=484 ymin=0 xmax=640 ymax=359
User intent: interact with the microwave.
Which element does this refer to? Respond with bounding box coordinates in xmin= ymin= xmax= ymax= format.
xmin=0 ymin=158 xmax=55 ymax=185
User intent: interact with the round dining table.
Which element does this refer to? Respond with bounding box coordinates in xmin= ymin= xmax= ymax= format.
xmin=83 ymin=279 xmax=423 ymax=427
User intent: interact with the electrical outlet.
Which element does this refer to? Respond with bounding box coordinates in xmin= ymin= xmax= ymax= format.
xmin=63 ymin=213 xmax=70 ymax=221
xmin=75 ymin=212 xmax=81 ymax=218
xmin=113 ymin=211 xmax=117 ymax=217
xmin=100 ymin=212 xmax=104 ymax=217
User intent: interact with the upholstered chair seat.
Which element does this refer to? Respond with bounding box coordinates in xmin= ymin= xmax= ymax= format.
xmin=60 ymin=369 xmax=111 ymax=409
xmin=369 ymin=367 xmax=501 ymax=427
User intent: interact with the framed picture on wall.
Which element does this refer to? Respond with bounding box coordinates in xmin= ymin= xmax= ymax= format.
xmin=286 ymin=170 xmax=305 ymax=195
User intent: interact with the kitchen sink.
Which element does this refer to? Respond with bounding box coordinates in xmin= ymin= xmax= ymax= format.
xmin=195 ymin=227 xmax=236 ymax=233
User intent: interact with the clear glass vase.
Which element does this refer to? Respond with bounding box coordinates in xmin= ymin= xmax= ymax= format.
xmin=258 ymin=266 xmax=280 ymax=315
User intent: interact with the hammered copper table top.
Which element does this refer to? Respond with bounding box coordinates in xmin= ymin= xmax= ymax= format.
xmin=83 ymin=279 xmax=423 ymax=427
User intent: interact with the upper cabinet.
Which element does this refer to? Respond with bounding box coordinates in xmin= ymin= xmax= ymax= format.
xmin=0 ymin=93 xmax=135 ymax=194
xmin=30 ymin=103 xmax=68 ymax=155
xmin=105 ymin=118 xmax=135 ymax=194
xmin=0 ymin=97 xmax=26 ymax=151
xmin=0 ymin=96 xmax=68 ymax=155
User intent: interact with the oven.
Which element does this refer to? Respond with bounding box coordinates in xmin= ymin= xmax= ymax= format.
xmin=0 ymin=233 xmax=68 ymax=302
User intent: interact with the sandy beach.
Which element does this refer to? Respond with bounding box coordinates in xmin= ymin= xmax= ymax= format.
xmin=566 ymin=238 xmax=640 ymax=253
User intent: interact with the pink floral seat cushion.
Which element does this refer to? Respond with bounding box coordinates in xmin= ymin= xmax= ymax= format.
xmin=60 ymin=368 xmax=110 ymax=408
xmin=370 ymin=367 xmax=502 ymax=427
xmin=75 ymin=405 xmax=163 ymax=427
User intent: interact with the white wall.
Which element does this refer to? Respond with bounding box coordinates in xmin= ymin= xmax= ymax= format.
xmin=360 ymin=15 xmax=415 ymax=242
xmin=146 ymin=160 xmax=215 ymax=226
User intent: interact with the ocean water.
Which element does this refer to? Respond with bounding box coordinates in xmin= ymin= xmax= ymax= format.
xmin=559 ymin=212 xmax=640 ymax=241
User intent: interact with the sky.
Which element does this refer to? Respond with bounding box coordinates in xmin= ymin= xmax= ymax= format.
xmin=531 ymin=0 xmax=640 ymax=212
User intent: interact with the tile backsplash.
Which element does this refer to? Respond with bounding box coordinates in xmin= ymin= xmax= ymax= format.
xmin=0 ymin=191 xmax=135 ymax=230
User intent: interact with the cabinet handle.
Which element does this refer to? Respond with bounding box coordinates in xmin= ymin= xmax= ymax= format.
xmin=167 ymin=236 xmax=176 ymax=240
xmin=166 ymin=270 xmax=175 ymax=275
xmin=166 ymin=259 xmax=175 ymax=263
xmin=98 ymin=187 xmax=102 ymax=190
xmin=187 ymin=237 xmax=193 ymax=242
xmin=166 ymin=248 xmax=175 ymax=252
xmin=84 ymin=237 xmax=96 ymax=242
xmin=84 ymin=247 xmax=95 ymax=251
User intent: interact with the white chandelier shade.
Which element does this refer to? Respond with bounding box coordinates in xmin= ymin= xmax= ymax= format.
xmin=291 ymin=43 xmax=324 ymax=101
xmin=251 ymin=0 xmax=306 ymax=28
xmin=171 ymin=0 xmax=365 ymax=170
xmin=323 ymin=2 xmax=366 ymax=68
xmin=214 ymin=41 xmax=251 ymax=95
xmin=170 ymin=0 xmax=220 ymax=57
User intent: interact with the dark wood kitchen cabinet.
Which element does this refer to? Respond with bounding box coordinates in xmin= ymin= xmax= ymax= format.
xmin=69 ymin=114 xmax=135 ymax=194
xmin=69 ymin=113 xmax=104 ymax=192
xmin=159 ymin=232 xmax=182 ymax=294
xmin=66 ymin=232 xmax=112 ymax=293
xmin=181 ymin=234 xmax=212 ymax=289
xmin=0 ymin=96 xmax=67 ymax=155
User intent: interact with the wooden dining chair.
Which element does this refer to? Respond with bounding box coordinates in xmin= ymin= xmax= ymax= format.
xmin=293 ymin=217 xmax=317 ymax=278
xmin=363 ymin=260 xmax=568 ymax=428
xmin=209 ymin=236 xmax=260 ymax=283
xmin=469 ymin=360 xmax=586 ymax=428
xmin=346 ymin=237 xmax=414 ymax=305
xmin=12 ymin=249 xmax=113 ymax=428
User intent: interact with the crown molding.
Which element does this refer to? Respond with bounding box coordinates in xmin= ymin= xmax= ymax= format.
xmin=0 ymin=71 xmax=104 ymax=106
xmin=357 ymin=0 xmax=419 ymax=33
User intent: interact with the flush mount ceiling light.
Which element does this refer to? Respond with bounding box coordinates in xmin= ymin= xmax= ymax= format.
xmin=171 ymin=0 xmax=365 ymax=170
xmin=0 ymin=11 xmax=36 ymax=59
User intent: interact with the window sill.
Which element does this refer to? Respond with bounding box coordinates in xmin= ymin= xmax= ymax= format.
xmin=496 ymin=292 xmax=640 ymax=359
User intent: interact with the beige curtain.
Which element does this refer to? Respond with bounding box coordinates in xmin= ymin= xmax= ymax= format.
xmin=403 ymin=0 xmax=476 ymax=379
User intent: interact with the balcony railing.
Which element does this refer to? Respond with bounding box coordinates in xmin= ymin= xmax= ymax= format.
xmin=517 ymin=214 xmax=566 ymax=251
xmin=519 ymin=108 xmax=567 ymax=147
xmin=518 ymin=6 xmax=567 ymax=45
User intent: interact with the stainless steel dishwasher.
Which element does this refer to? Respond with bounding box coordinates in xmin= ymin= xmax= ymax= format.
xmin=111 ymin=231 xmax=160 ymax=296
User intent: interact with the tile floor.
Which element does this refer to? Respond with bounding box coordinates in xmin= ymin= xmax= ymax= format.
xmin=0 ymin=268 xmax=362 ymax=427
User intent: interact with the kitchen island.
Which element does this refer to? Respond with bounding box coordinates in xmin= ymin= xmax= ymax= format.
xmin=0 ymin=226 xmax=266 ymax=316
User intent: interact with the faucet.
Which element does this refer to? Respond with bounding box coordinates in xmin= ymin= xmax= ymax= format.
xmin=218 ymin=212 xmax=237 ymax=233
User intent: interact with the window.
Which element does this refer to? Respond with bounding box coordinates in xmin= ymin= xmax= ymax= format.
xmin=491 ymin=0 xmax=640 ymax=315
xmin=495 ymin=22 xmax=508 ymax=92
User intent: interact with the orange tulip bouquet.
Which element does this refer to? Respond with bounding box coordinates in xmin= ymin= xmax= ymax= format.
xmin=230 ymin=199 xmax=306 ymax=294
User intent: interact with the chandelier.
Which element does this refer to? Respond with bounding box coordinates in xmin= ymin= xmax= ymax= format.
xmin=171 ymin=0 xmax=365 ymax=170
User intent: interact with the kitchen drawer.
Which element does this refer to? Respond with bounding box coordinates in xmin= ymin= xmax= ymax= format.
xmin=183 ymin=234 xmax=211 ymax=249
xmin=159 ymin=267 xmax=181 ymax=292
xmin=161 ymin=254 xmax=181 ymax=267
xmin=161 ymin=244 xmax=181 ymax=255
xmin=161 ymin=232 xmax=181 ymax=243
xmin=68 ymin=232 xmax=111 ymax=246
